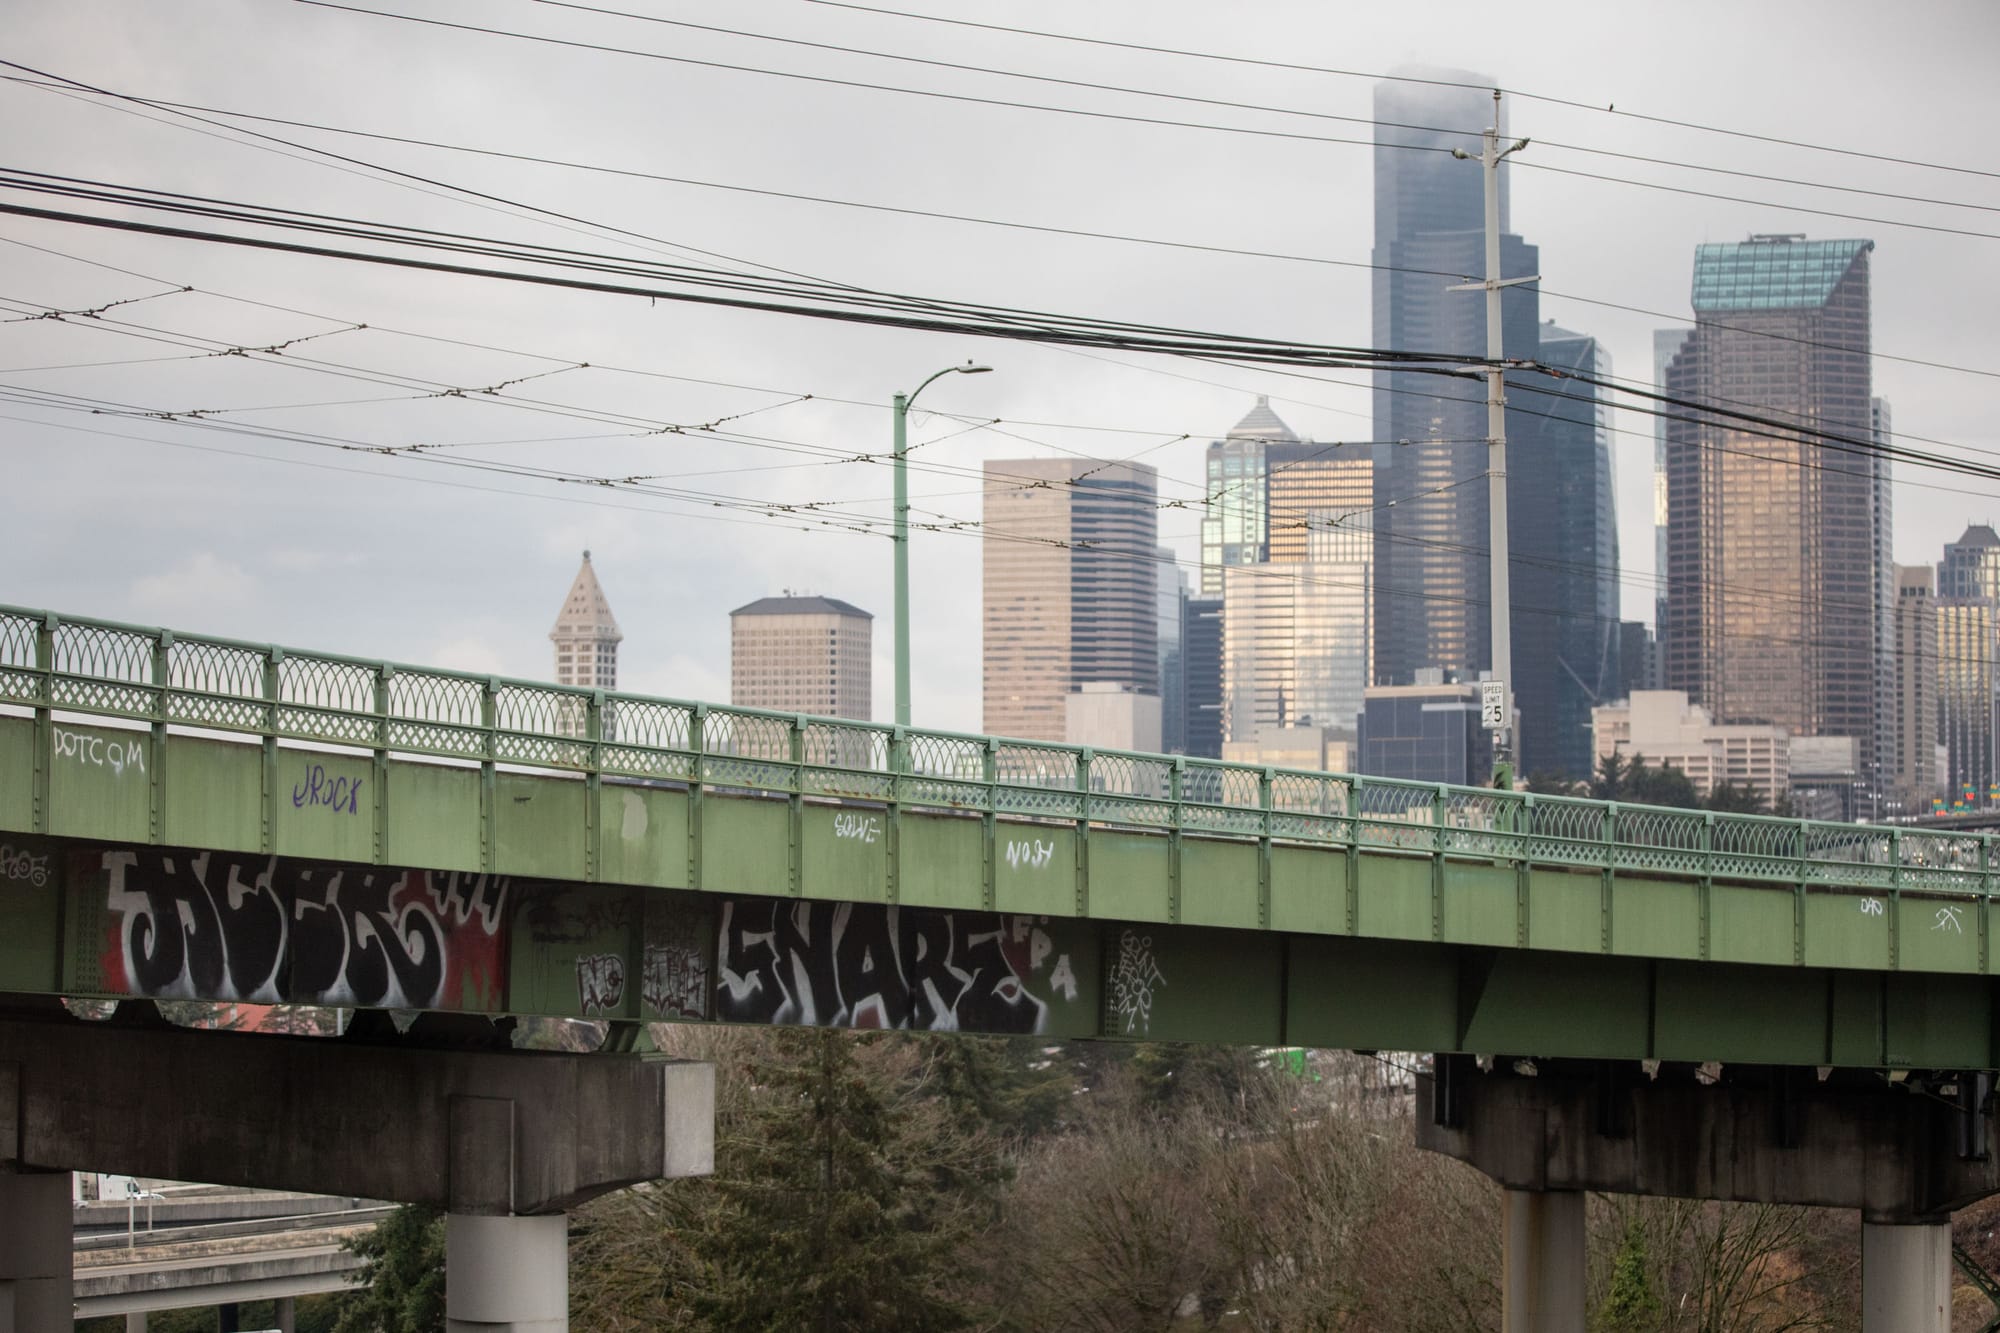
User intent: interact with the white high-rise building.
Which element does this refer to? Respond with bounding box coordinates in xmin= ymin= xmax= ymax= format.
xmin=549 ymin=551 xmax=621 ymax=690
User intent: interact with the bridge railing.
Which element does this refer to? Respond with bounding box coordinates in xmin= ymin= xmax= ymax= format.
xmin=1 ymin=604 xmax=1990 ymax=896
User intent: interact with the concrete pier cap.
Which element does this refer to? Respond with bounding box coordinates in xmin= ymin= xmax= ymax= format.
xmin=0 ymin=1005 xmax=715 ymax=1214
xmin=1419 ymin=1056 xmax=2000 ymax=1223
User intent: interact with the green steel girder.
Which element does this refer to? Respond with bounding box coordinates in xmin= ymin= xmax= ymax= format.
xmin=3 ymin=831 xmax=1997 ymax=1068
xmin=1 ymin=605 xmax=1998 ymax=1067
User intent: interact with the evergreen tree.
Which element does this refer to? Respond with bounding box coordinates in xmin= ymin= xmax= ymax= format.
xmin=1623 ymin=757 xmax=1701 ymax=809
xmin=688 ymin=1028 xmax=991 ymax=1332
xmin=1705 ymin=780 xmax=1769 ymax=814
xmin=332 ymin=1204 xmax=445 ymax=1333
xmin=1592 ymin=751 xmax=1630 ymax=800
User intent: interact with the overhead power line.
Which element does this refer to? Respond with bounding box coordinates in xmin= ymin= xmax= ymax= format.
xmin=800 ymin=0 xmax=2000 ymax=184
xmin=7 ymin=70 xmax=1991 ymax=383
xmin=3 ymin=169 xmax=1993 ymax=492
xmin=285 ymin=0 xmax=1999 ymax=241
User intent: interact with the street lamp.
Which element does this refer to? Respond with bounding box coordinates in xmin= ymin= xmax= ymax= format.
xmin=892 ymin=361 xmax=992 ymax=728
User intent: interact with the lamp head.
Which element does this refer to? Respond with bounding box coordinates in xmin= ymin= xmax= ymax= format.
xmin=958 ymin=362 xmax=993 ymax=375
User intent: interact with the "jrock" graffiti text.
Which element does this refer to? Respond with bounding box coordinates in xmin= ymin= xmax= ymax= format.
xmin=292 ymin=763 xmax=363 ymax=815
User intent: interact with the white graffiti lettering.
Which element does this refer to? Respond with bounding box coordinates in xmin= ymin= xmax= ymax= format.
xmin=832 ymin=812 xmax=881 ymax=844
xmin=1935 ymin=905 xmax=1965 ymax=934
xmin=1005 ymin=838 xmax=1056 ymax=870
xmin=0 ymin=844 xmax=50 ymax=887
xmin=577 ymin=951 xmax=626 ymax=1013
xmin=1108 ymin=929 xmax=1165 ymax=1035
xmin=1047 ymin=952 xmax=1079 ymax=1002
xmin=52 ymin=727 xmax=146 ymax=777
xmin=1859 ymin=898 xmax=1885 ymax=917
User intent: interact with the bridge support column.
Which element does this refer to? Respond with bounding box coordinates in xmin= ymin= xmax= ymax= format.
xmin=1501 ymin=1189 xmax=1585 ymax=1333
xmin=0 ymin=1170 xmax=70 ymax=1333
xmin=1861 ymin=1220 xmax=1950 ymax=1332
xmin=447 ymin=1213 xmax=569 ymax=1332
xmin=275 ymin=1294 xmax=295 ymax=1333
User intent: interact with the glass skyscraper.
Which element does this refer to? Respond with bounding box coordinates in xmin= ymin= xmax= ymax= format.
xmin=1662 ymin=235 xmax=1878 ymax=772
xmin=1198 ymin=397 xmax=1300 ymax=595
xmin=1527 ymin=323 xmax=1621 ymax=780
xmin=1370 ymin=72 xmax=1615 ymax=779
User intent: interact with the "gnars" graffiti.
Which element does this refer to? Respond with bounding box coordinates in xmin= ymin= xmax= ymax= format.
xmin=717 ymin=900 xmax=1076 ymax=1034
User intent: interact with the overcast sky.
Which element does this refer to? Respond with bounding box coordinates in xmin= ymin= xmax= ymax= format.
xmin=5 ymin=0 xmax=1997 ymax=732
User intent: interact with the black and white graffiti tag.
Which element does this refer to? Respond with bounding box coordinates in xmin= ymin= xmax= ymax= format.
xmin=716 ymin=899 xmax=1076 ymax=1034
xmin=643 ymin=916 xmax=708 ymax=1019
xmin=105 ymin=850 xmax=287 ymax=1002
xmin=99 ymin=851 xmax=509 ymax=1009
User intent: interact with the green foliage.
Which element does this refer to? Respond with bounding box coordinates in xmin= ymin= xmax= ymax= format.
xmin=925 ymin=1033 xmax=1072 ymax=1141
xmin=571 ymin=1026 xmax=1004 ymax=1332
xmin=1597 ymin=1220 xmax=1662 ymax=1330
xmin=1595 ymin=751 xmax=1762 ymax=812
xmin=689 ymin=1029 xmax=986 ymax=1331
xmin=1524 ymin=770 xmax=1582 ymax=796
xmin=1706 ymin=780 xmax=1768 ymax=814
xmin=1128 ymin=1041 xmax=1262 ymax=1111
xmin=332 ymin=1204 xmax=446 ymax=1333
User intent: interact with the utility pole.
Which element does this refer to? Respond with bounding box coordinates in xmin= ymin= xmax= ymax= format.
xmin=1450 ymin=90 xmax=1535 ymax=788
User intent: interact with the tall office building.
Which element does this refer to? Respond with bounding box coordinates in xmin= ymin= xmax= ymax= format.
xmin=1890 ymin=565 xmax=1941 ymax=812
xmin=1372 ymin=72 xmax=1533 ymax=689
xmin=1222 ymin=519 xmax=1373 ymax=748
xmin=982 ymin=458 xmax=1159 ymax=741
xmin=1368 ymin=75 xmax=1616 ymax=768
xmin=1157 ymin=552 xmax=1187 ymax=754
xmin=1867 ymin=400 xmax=1894 ymax=818
xmin=1653 ymin=329 xmax=1694 ymax=633
xmin=1661 ymin=235 xmax=1877 ymax=773
xmin=550 ymin=551 xmax=621 ymax=690
xmin=1935 ymin=525 xmax=2000 ymax=805
xmin=1529 ymin=322 xmax=1621 ymax=779
xmin=729 ymin=595 xmax=872 ymax=719
xmin=1198 ymin=397 xmax=1300 ymax=595
xmin=1935 ymin=596 xmax=1998 ymax=802
xmin=1938 ymin=524 xmax=2000 ymax=600
xmin=1180 ymin=596 xmax=1223 ymax=759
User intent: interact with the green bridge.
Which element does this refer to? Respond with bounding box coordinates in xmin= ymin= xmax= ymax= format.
xmin=1 ymin=602 xmax=1992 ymax=1072
xmin=9 ymin=603 xmax=2000 ymax=1332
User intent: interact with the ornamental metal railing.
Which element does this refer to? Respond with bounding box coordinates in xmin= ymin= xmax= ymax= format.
xmin=0 ymin=604 xmax=1985 ymax=894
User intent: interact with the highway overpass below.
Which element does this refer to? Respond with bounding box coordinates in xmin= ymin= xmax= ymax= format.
xmin=7 ymin=603 xmax=2000 ymax=1330
xmin=72 ymin=1182 xmax=381 ymax=1329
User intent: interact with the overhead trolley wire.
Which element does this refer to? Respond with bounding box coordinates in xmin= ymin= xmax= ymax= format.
xmin=4 ymin=171 xmax=1996 ymax=496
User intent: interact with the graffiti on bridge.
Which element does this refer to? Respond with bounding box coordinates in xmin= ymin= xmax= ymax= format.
xmin=716 ymin=899 xmax=1080 ymax=1034
xmin=80 ymin=848 xmax=510 ymax=1009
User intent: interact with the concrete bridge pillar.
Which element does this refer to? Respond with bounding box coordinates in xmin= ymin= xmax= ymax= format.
xmin=447 ymin=1213 xmax=570 ymax=1332
xmin=1500 ymin=1189 xmax=1585 ymax=1333
xmin=0 ymin=1170 xmax=71 ymax=1333
xmin=1860 ymin=1220 xmax=1950 ymax=1332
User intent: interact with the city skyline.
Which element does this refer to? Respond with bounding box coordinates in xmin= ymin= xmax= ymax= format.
xmin=3 ymin=2 xmax=1994 ymax=739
